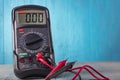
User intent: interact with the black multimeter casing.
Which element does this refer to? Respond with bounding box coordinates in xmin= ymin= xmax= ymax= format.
xmin=12 ymin=5 xmax=55 ymax=79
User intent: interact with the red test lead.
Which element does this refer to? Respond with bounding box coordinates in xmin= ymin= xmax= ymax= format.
xmin=36 ymin=53 xmax=109 ymax=80
xmin=70 ymin=65 xmax=110 ymax=80
xmin=45 ymin=59 xmax=67 ymax=80
xmin=36 ymin=52 xmax=54 ymax=69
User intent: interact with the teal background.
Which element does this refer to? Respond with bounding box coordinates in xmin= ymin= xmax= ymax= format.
xmin=0 ymin=0 xmax=120 ymax=64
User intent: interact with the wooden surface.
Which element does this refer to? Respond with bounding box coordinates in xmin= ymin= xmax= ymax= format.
xmin=0 ymin=62 xmax=120 ymax=80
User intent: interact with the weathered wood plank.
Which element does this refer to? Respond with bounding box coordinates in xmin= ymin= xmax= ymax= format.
xmin=0 ymin=0 xmax=4 ymax=64
xmin=1 ymin=0 xmax=120 ymax=64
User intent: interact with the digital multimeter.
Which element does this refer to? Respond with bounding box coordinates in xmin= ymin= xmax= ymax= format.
xmin=12 ymin=5 xmax=55 ymax=79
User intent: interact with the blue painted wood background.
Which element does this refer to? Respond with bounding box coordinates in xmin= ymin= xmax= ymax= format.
xmin=0 ymin=0 xmax=120 ymax=64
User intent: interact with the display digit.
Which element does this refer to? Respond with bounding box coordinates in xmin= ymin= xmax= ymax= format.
xmin=38 ymin=13 xmax=43 ymax=23
xmin=32 ymin=13 xmax=37 ymax=23
xmin=26 ymin=13 xmax=31 ymax=23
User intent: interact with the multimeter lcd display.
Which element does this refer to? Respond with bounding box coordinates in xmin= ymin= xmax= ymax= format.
xmin=17 ymin=10 xmax=46 ymax=24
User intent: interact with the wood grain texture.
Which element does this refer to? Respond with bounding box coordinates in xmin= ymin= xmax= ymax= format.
xmin=0 ymin=0 xmax=120 ymax=64
xmin=0 ymin=0 xmax=4 ymax=64
xmin=0 ymin=62 xmax=120 ymax=80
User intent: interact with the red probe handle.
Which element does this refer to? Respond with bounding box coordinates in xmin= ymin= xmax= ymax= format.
xmin=45 ymin=60 xmax=67 ymax=79
xmin=36 ymin=53 xmax=67 ymax=79
xmin=36 ymin=52 xmax=54 ymax=69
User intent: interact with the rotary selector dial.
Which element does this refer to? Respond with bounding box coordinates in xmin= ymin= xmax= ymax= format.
xmin=20 ymin=32 xmax=47 ymax=53
xmin=25 ymin=33 xmax=42 ymax=50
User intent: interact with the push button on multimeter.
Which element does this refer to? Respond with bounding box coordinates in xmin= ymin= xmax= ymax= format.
xmin=18 ymin=52 xmax=28 ymax=57
xmin=18 ymin=28 xmax=24 ymax=33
